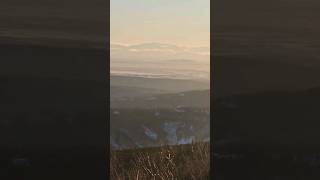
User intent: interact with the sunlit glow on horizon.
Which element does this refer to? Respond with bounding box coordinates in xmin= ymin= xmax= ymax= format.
xmin=111 ymin=0 xmax=210 ymax=48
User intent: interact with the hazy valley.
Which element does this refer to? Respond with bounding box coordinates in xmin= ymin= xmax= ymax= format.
xmin=110 ymin=75 xmax=210 ymax=150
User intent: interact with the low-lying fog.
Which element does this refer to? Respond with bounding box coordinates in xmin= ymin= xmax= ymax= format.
xmin=111 ymin=43 xmax=210 ymax=81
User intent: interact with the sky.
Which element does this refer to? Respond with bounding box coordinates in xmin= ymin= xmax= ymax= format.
xmin=111 ymin=0 xmax=210 ymax=48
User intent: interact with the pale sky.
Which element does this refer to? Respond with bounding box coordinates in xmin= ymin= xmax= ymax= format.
xmin=111 ymin=0 xmax=210 ymax=47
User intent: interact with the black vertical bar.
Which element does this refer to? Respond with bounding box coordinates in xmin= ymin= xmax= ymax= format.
xmin=106 ymin=0 xmax=111 ymax=178
xmin=0 ymin=0 xmax=109 ymax=179
xmin=210 ymin=0 xmax=214 ymax=178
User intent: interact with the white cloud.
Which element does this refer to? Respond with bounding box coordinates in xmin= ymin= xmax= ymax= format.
xmin=110 ymin=42 xmax=210 ymax=81
xmin=111 ymin=42 xmax=210 ymax=61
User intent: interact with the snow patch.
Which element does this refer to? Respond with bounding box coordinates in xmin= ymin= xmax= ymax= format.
xmin=178 ymin=136 xmax=195 ymax=144
xmin=142 ymin=125 xmax=158 ymax=141
xmin=189 ymin=125 xmax=194 ymax=132
xmin=163 ymin=122 xmax=179 ymax=145
xmin=154 ymin=111 xmax=160 ymax=117
xmin=147 ymin=97 xmax=157 ymax=101
xmin=174 ymin=105 xmax=186 ymax=113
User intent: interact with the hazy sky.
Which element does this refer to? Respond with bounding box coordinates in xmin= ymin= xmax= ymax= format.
xmin=111 ymin=0 xmax=210 ymax=47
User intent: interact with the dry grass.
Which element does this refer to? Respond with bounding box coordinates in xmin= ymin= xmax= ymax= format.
xmin=110 ymin=142 xmax=210 ymax=180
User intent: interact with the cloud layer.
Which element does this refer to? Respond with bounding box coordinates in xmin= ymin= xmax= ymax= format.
xmin=111 ymin=42 xmax=210 ymax=61
xmin=111 ymin=42 xmax=210 ymax=81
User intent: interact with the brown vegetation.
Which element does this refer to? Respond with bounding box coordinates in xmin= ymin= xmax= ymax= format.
xmin=110 ymin=142 xmax=210 ymax=180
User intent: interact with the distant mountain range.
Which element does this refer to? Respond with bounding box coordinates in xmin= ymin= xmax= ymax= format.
xmin=111 ymin=43 xmax=209 ymax=61
xmin=110 ymin=75 xmax=209 ymax=93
